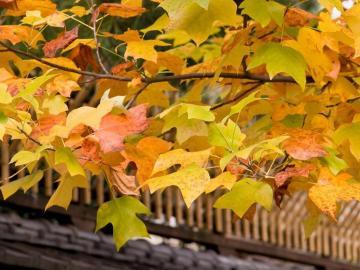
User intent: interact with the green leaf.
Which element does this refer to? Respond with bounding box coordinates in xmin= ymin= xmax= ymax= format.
xmin=248 ymin=42 xmax=307 ymax=89
xmin=96 ymin=196 xmax=151 ymax=250
xmin=160 ymin=0 xmax=237 ymax=45
xmin=178 ymin=104 xmax=215 ymax=121
xmin=333 ymin=122 xmax=360 ymax=160
xmin=55 ymin=147 xmax=85 ymax=176
xmin=281 ymin=114 xmax=305 ymax=128
xmin=160 ymin=103 xmax=215 ymax=122
xmin=0 ymin=170 xmax=43 ymax=200
xmin=240 ymin=0 xmax=285 ymax=27
xmin=214 ymin=178 xmax=273 ymax=217
xmin=321 ymin=148 xmax=348 ymax=175
xmin=147 ymin=164 xmax=210 ymax=207
xmin=223 ymin=91 xmax=262 ymax=122
xmin=45 ymin=174 xmax=88 ymax=210
xmin=208 ymin=119 xmax=246 ymax=152
xmin=16 ymin=74 xmax=57 ymax=113
xmin=0 ymin=111 xmax=8 ymax=140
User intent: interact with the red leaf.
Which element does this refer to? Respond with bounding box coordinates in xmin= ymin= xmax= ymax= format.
xmin=275 ymin=164 xmax=315 ymax=187
xmin=43 ymin=26 xmax=79 ymax=58
xmin=94 ymin=104 xmax=149 ymax=153
xmin=0 ymin=0 xmax=17 ymax=9
xmin=226 ymin=157 xmax=248 ymax=176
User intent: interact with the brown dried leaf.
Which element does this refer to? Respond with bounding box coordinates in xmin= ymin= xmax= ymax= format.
xmin=69 ymin=44 xmax=100 ymax=72
xmin=43 ymin=26 xmax=79 ymax=58
xmin=104 ymin=165 xmax=139 ymax=196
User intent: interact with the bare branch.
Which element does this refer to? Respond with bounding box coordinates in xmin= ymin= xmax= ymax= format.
xmin=125 ymin=83 xmax=150 ymax=109
xmin=89 ymin=0 xmax=110 ymax=74
xmin=0 ymin=41 xmax=315 ymax=85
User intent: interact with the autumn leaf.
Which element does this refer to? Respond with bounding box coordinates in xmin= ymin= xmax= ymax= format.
xmin=0 ymin=0 xmax=17 ymax=9
xmin=214 ymin=178 xmax=273 ymax=218
xmin=5 ymin=0 xmax=57 ymax=16
xmin=0 ymin=171 xmax=43 ymax=200
xmin=96 ymin=196 xmax=150 ymax=250
xmin=284 ymin=8 xmax=318 ymax=27
xmin=65 ymin=99 xmax=114 ymax=133
xmin=208 ymin=119 xmax=245 ymax=152
xmin=146 ymin=163 xmax=210 ymax=207
xmin=240 ymin=0 xmax=285 ymax=27
xmin=122 ymin=137 xmax=172 ymax=184
xmin=151 ymin=148 xmax=211 ymax=175
xmin=94 ymin=104 xmax=149 ymax=153
xmin=248 ymin=42 xmax=307 ymax=89
xmin=30 ymin=113 xmax=66 ymax=140
xmin=43 ymin=26 xmax=79 ymax=57
xmin=0 ymin=25 xmax=44 ymax=47
xmin=45 ymin=173 xmax=89 ymax=210
xmin=205 ymin=172 xmax=237 ymax=193
xmin=274 ymin=164 xmax=314 ymax=187
xmin=69 ymin=44 xmax=100 ymax=72
xmin=309 ymin=168 xmax=360 ymax=220
xmin=160 ymin=0 xmax=237 ymax=45
xmin=283 ymin=129 xmax=327 ymax=160
xmin=103 ymin=165 xmax=139 ymax=196
xmin=333 ymin=121 xmax=360 ymax=161
xmin=55 ymin=147 xmax=85 ymax=176
xmin=98 ymin=3 xmax=145 ymax=18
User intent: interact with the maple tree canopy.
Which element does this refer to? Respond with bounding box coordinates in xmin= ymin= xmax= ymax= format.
xmin=0 ymin=0 xmax=360 ymax=249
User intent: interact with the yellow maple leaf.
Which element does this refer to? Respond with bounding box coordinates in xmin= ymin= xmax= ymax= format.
xmin=309 ymin=168 xmax=360 ymax=220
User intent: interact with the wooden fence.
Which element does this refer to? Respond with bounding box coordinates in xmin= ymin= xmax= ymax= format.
xmin=1 ymin=137 xmax=360 ymax=266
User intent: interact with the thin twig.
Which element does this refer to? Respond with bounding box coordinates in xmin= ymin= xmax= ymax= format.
xmin=89 ymin=0 xmax=109 ymax=74
xmin=17 ymin=127 xmax=55 ymax=151
xmin=210 ymin=82 xmax=263 ymax=110
xmin=125 ymin=83 xmax=150 ymax=109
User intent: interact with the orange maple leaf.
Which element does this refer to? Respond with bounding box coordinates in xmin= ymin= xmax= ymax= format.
xmin=283 ymin=129 xmax=327 ymax=160
xmin=94 ymin=104 xmax=150 ymax=153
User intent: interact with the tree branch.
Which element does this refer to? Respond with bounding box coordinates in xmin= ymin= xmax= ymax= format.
xmin=0 ymin=41 xmax=315 ymax=85
xmin=89 ymin=0 xmax=109 ymax=74
xmin=125 ymin=83 xmax=150 ymax=109
xmin=211 ymin=82 xmax=263 ymax=110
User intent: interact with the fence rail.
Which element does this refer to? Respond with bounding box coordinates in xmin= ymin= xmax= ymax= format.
xmin=1 ymin=139 xmax=360 ymax=266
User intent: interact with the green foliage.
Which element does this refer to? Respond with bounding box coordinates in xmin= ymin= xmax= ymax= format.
xmin=96 ymin=196 xmax=150 ymax=250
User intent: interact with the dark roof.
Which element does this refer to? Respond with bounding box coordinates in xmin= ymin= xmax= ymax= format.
xmin=0 ymin=212 xmax=316 ymax=270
